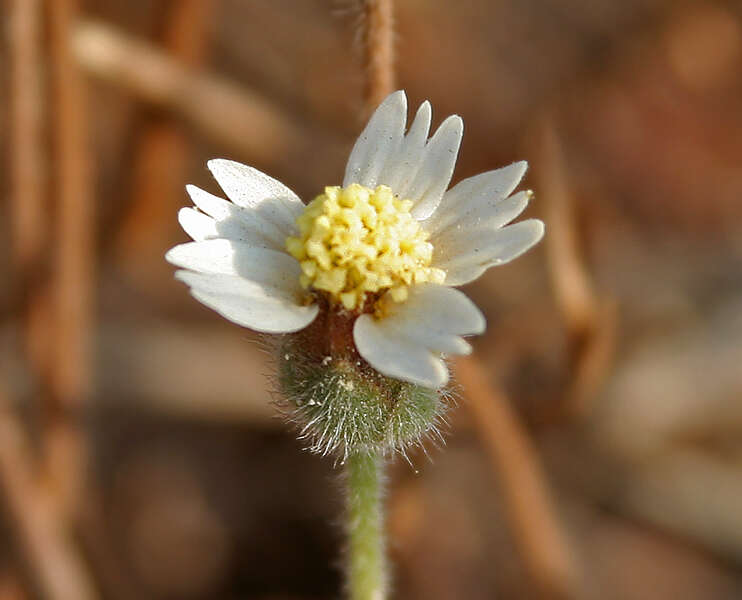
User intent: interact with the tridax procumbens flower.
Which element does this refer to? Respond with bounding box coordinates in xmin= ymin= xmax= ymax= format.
xmin=166 ymin=91 xmax=544 ymax=390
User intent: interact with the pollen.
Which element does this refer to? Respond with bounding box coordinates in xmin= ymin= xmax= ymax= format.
xmin=286 ymin=184 xmax=445 ymax=310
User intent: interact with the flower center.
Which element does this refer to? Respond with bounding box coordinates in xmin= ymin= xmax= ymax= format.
xmin=286 ymin=184 xmax=445 ymax=311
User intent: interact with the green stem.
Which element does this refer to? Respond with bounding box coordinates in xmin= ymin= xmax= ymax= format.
xmin=346 ymin=450 xmax=387 ymax=600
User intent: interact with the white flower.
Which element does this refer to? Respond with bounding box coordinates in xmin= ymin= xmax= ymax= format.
xmin=166 ymin=91 xmax=544 ymax=389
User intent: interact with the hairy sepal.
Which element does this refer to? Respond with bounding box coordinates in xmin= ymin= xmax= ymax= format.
xmin=274 ymin=306 xmax=449 ymax=458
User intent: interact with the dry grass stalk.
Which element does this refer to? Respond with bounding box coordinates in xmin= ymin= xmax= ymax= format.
xmin=456 ymin=355 xmax=583 ymax=600
xmin=9 ymin=0 xmax=52 ymax=381
xmin=9 ymin=0 xmax=45 ymax=275
xmin=47 ymin=0 xmax=95 ymax=514
xmin=538 ymin=119 xmax=598 ymax=338
xmin=0 ymin=393 xmax=97 ymax=600
xmin=537 ymin=117 xmax=617 ymax=419
xmin=116 ymin=0 xmax=213 ymax=285
xmin=72 ymin=20 xmax=301 ymax=164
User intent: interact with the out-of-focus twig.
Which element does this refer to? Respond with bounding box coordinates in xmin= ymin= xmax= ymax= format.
xmin=116 ymin=0 xmax=213 ymax=285
xmin=8 ymin=2 xmax=94 ymax=595
xmin=566 ymin=299 xmax=618 ymax=418
xmin=535 ymin=117 xmax=618 ymax=420
xmin=47 ymin=0 xmax=94 ymax=515
xmin=456 ymin=355 xmax=583 ymax=600
xmin=539 ymin=121 xmax=598 ymax=336
xmin=362 ymin=0 xmax=395 ymax=116
xmin=0 ymin=396 xmax=97 ymax=600
xmin=9 ymin=0 xmax=45 ymax=280
xmin=9 ymin=0 xmax=51 ymax=382
xmin=72 ymin=19 xmax=301 ymax=164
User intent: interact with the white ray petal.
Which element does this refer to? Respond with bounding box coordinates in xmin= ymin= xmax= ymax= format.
xmin=429 ymin=190 xmax=532 ymax=244
xmin=397 ymin=284 xmax=486 ymax=333
xmin=186 ymin=184 xmax=234 ymax=220
xmin=175 ymin=271 xmax=318 ymax=333
xmin=435 ymin=219 xmax=545 ymax=286
xmin=354 ymin=319 xmax=448 ymax=388
xmin=207 ymin=159 xmax=304 ymax=236
xmin=185 ymin=184 xmax=291 ymax=250
xmin=165 ymin=239 xmax=302 ymax=293
xmin=353 ymin=284 xmax=485 ymax=388
xmin=178 ymin=207 xmax=218 ymax=242
xmin=423 ymin=161 xmax=529 ymax=235
xmin=343 ymin=90 xmax=408 ymax=188
xmin=382 ymin=100 xmax=432 ymax=192
xmin=404 ymin=115 xmax=463 ymax=220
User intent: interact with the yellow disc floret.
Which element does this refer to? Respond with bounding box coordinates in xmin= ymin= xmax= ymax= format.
xmin=286 ymin=184 xmax=446 ymax=311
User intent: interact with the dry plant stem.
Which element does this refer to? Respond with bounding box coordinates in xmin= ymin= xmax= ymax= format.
xmin=9 ymin=0 xmax=45 ymax=276
xmin=456 ymin=355 xmax=581 ymax=600
xmin=116 ymin=0 xmax=212 ymax=280
xmin=539 ymin=119 xmax=597 ymax=338
xmin=346 ymin=451 xmax=387 ymax=600
xmin=362 ymin=0 xmax=395 ymax=115
xmin=72 ymin=20 xmax=300 ymax=164
xmin=0 ymin=398 xmax=97 ymax=600
xmin=9 ymin=0 xmax=52 ymax=379
xmin=566 ymin=300 xmax=618 ymax=416
xmin=537 ymin=118 xmax=616 ymax=419
xmin=47 ymin=0 xmax=94 ymax=515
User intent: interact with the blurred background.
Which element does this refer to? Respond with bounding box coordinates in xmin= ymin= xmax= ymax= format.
xmin=2 ymin=0 xmax=742 ymax=598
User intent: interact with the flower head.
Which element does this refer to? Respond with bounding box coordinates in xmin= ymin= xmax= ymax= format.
xmin=286 ymin=183 xmax=445 ymax=310
xmin=166 ymin=91 xmax=544 ymax=389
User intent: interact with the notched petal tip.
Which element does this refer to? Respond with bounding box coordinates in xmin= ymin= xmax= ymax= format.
xmin=467 ymin=304 xmax=487 ymax=336
xmin=521 ymin=217 xmax=545 ymax=244
xmin=351 ymin=284 xmax=485 ymax=388
xmin=513 ymin=160 xmax=528 ymax=179
xmin=378 ymin=90 xmax=407 ymax=114
xmin=177 ymin=207 xmax=215 ymax=242
xmin=173 ymin=269 xmax=190 ymax=285
xmin=173 ymin=269 xmax=319 ymax=334
xmin=479 ymin=218 xmax=545 ymax=269
xmin=430 ymin=364 xmax=450 ymax=388
xmin=164 ymin=242 xmax=187 ymax=265
xmin=369 ymin=90 xmax=408 ymax=130
xmin=407 ymin=114 xmax=464 ymax=220
xmin=387 ymin=89 xmax=407 ymax=104
xmin=430 ymin=114 xmax=464 ymax=155
xmin=343 ymin=91 xmax=410 ymax=188
xmin=411 ymin=100 xmax=432 ymax=135
xmin=458 ymin=339 xmax=474 ymax=355
xmin=205 ymin=157 xmax=235 ymax=175
xmin=206 ymin=158 xmax=262 ymax=195
xmin=444 ymin=113 xmax=464 ymax=135
xmin=353 ymin=314 xmax=450 ymax=389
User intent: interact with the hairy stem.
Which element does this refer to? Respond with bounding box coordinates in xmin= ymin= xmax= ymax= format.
xmin=346 ymin=451 xmax=387 ymax=600
xmin=362 ymin=0 xmax=395 ymax=116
